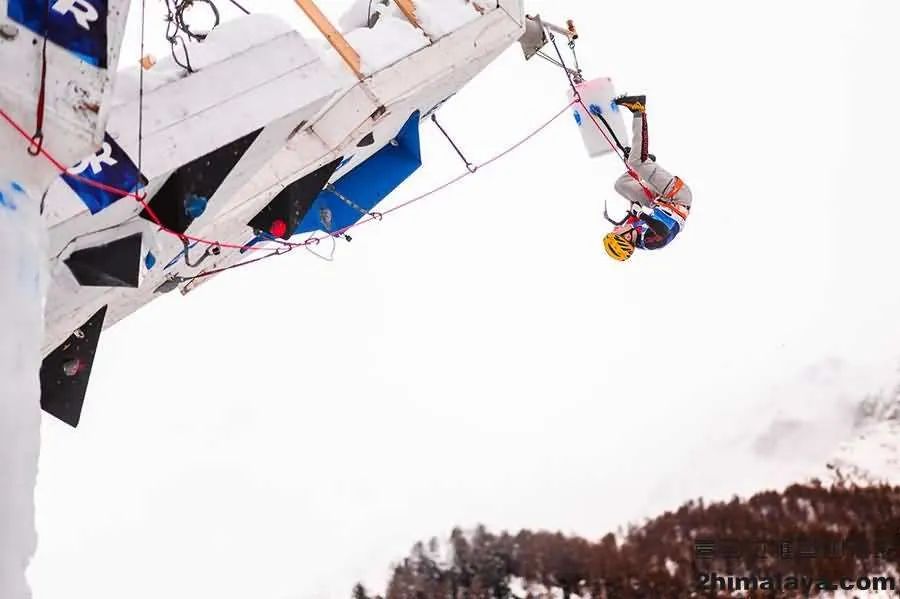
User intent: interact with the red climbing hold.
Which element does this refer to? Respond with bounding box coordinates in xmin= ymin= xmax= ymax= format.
xmin=269 ymin=219 xmax=287 ymax=238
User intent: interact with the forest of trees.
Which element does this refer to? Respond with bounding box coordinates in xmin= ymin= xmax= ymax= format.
xmin=352 ymin=482 xmax=900 ymax=598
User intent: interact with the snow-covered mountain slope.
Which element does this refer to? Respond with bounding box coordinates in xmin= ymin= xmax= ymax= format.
xmin=749 ymin=357 xmax=900 ymax=489
xmin=819 ymin=382 xmax=900 ymax=487
xmin=642 ymin=355 xmax=900 ymax=525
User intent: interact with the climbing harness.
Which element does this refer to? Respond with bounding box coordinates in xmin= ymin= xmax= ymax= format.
xmin=662 ymin=176 xmax=685 ymax=200
xmin=656 ymin=198 xmax=690 ymax=221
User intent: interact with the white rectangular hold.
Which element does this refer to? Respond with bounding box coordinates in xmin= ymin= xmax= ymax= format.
xmin=567 ymin=77 xmax=629 ymax=159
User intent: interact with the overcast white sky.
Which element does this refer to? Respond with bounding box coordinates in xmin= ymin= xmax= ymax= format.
xmin=28 ymin=1 xmax=900 ymax=598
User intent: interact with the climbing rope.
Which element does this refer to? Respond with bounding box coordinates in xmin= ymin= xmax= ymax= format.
xmin=26 ymin=0 xmax=50 ymax=156
xmin=0 ymin=96 xmax=575 ymax=279
xmin=182 ymin=101 xmax=575 ymax=286
xmin=173 ymin=0 xmax=220 ymax=41
xmin=226 ymin=0 xmax=250 ymax=15
xmin=533 ymin=50 xmax=581 ymax=83
xmin=333 ymin=100 xmax=575 ymax=233
xmin=4 ymin=20 xmax=636 ymax=282
xmin=0 ymin=106 xmax=291 ymax=252
xmin=183 ymin=100 xmax=576 ymax=284
xmin=0 ymin=5 xmax=579 ymax=289
xmin=161 ymin=0 xmax=248 ymax=73
xmin=7 ymin=7 xmax=650 ymax=278
xmin=163 ymin=0 xmax=193 ymax=72
xmin=162 ymin=0 xmax=224 ymax=72
xmin=138 ymin=0 xmax=146 ymax=177
xmin=544 ymin=27 xmax=656 ymax=203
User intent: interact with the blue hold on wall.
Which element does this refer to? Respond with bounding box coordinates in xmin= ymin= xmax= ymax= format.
xmin=62 ymin=133 xmax=145 ymax=214
xmin=296 ymin=111 xmax=422 ymax=235
xmin=8 ymin=0 xmax=108 ymax=68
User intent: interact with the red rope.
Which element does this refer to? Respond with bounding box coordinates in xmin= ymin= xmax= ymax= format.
xmin=329 ymin=100 xmax=577 ymax=236
xmin=0 ymin=98 xmax=575 ymax=268
xmin=0 ymin=106 xmax=304 ymax=252
xmin=575 ymin=97 xmax=655 ymax=202
xmin=183 ymin=101 xmax=576 ymax=286
xmin=26 ymin=6 xmax=49 ymax=156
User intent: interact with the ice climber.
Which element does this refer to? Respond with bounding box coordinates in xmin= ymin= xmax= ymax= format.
xmin=602 ymin=95 xmax=693 ymax=261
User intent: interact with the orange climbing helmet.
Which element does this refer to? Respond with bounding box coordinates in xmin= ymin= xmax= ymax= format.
xmin=603 ymin=232 xmax=635 ymax=261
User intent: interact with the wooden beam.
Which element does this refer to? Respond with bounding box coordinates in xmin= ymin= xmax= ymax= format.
xmin=393 ymin=0 xmax=426 ymax=34
xmin=293 ymin=0 xmax=363 ymax=79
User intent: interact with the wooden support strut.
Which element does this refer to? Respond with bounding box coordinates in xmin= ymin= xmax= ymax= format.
xmin=393 ymin=0 xmax=432 ymax=41
xmin=293 ymin=0 xmax=363 ymax=79
xmin=392 ymin=0 xmax=418 ymax=25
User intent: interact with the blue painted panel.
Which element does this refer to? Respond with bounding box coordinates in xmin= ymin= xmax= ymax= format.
xmin=297 ymin=111 xmax=422 ymax=234
xmin=62 ymin=133 xmax=144 ymax=214
xmin=8 ymin=0 xmax=108 ymax=68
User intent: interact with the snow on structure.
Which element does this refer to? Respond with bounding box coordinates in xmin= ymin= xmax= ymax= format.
xmin=344 ymin=16 xmax=429 ymax=73
xmin=338 ymin=0 xmax=482 ymax=38
xmin=0 ymin=0 xmax=132 ymax=593
xmin=0 ymin=179 xmax=47 ymax=599
xmin=0 ymin=3 xmax=531 ymax=599
xmin=414 ymin=0 xmax=483 ymax=38
xmin=39 ymin=0 xmax=529 ymax=398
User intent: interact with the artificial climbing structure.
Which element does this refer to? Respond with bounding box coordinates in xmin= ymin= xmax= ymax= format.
xmin=1 ymin=0 xmax=623 ymax=428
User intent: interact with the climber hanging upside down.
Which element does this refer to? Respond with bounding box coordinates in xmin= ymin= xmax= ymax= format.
xmin=602 ymin=95 xmax=693 ymax=261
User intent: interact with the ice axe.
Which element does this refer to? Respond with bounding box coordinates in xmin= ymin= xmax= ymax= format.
xmin=603 ymin=200 xmax=631 ymax=227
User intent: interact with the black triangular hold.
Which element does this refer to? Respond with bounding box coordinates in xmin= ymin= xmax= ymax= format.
xmin=140 ymin=128 xmax=263 ymax=234
xmin=356 ymin=132 xmax=375 ymax=147
xmin=65 ymin=233 xmax=143 ymax=288
xmin=40 ymin=306 xmax=108 ymax=428
xmin=247 ymin=156 xmax=343 ymax=240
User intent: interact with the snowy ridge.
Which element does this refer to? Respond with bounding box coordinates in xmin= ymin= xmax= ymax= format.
xmin=820 ymin=382 xmax=900 ymax=487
